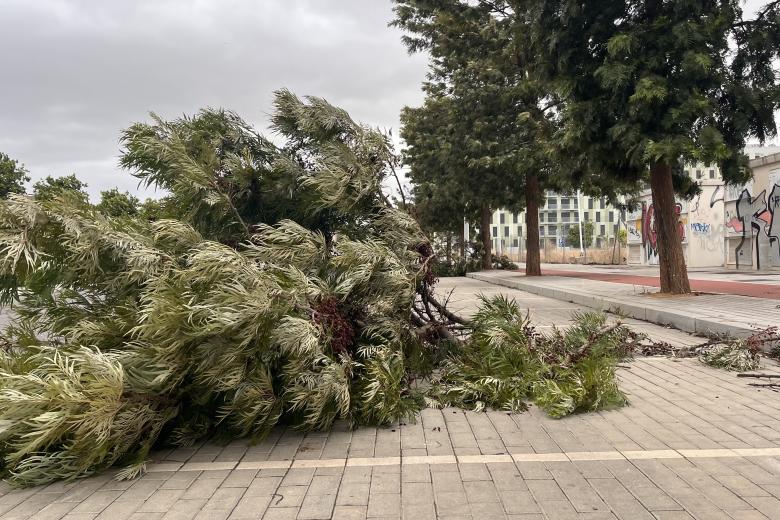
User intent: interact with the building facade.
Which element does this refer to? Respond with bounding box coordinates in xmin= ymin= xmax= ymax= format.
xmin=626 ymin=144 xmax=780 ymax=269
xmin=489 ymin=192 xmax=624 ymax=260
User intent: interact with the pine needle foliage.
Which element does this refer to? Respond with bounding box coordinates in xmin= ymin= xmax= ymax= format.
xmin=429 ymin=297 xmax=632 ymax=418
xmin=0 ymin=90 xmax=638 ymax=487
xmin=0 ymin=91 xmax=429 ymax=487
xmin=699 ymin=343 xmax=761 ymax=372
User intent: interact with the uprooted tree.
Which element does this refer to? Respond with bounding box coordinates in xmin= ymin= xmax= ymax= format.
xmin=0 ymin=91 xmax=639 ymax=487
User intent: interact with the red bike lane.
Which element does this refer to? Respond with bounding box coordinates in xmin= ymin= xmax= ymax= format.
xmin=539 ymin=269 xmax=780 ymax=300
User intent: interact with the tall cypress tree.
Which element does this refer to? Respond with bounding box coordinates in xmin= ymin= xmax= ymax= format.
xmin=530 ymin=0 xmax=780 ymax=292
xmin=394 ymin=0 xmax=561 ymax=274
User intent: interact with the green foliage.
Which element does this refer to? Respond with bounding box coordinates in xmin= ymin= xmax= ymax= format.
xmin=429 ymin=298 xmax=632 ymax=418
xmin=491 ymin=254 xmax=517 ymax=270
xmin=0 ymin=153 xmax=30 ymax=198
xmin=0 ymin=92 xmax=431 ymax=487
xmin=532 ymin=0 xmax=779 ymax=191
xmin=96 ymin=189 xmax=140 ymax=217
xmin=394 ymin=0 xmax=563 ymax=267
xmin=699 ymin=344 xmax=761 ymax=372
xmin=432 ymin=258 xmax=482 ymax=278
xmin=32 ymin=174 xmax=89 ymax=205
xmin=567 ymin=222 xmax=595 ymax=249
xmin=618 ymin=229 xmax=628 ymax=247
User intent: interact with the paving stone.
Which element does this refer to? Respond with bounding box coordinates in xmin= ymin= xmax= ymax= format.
xmin=336 ymin=482 xmax=369 ymax=506
xmin=268 ymin=486 xmax=307 ymax=508
xmin=227 ymin=494 xmax=271 ymax=518
xmin=366 ymin=492 xmax=400 ymax=518
xmin=298 ymin=493 xmax=337 ymax=519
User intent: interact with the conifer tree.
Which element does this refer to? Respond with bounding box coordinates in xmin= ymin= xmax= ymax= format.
xmin=530 ymin=0 xmax=780 ymax=292
xmin=394 ymin=0 xmax=560 ymax=275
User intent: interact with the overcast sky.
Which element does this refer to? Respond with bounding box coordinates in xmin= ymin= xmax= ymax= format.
xmin=0 ymin=0 xmax=773 ymax=200
xmin=0 ymin=0 xmax=428 ymax=199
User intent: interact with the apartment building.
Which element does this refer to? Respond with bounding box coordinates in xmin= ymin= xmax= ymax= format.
xmin=489 ymin=192 xmax=623 ymax=259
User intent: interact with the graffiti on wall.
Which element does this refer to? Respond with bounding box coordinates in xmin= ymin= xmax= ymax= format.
xmin=690 ymin=222 xmax=711 ymax=234
xmin=688 ymin=188 xmax=725 ymax=258
xmin=731 ymin=185 xmax=779 ymax=269
xmin=641 ymin=202 xmax=686 ymax=264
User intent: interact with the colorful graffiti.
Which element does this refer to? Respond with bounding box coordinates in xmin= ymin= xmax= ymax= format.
xmin=690 ymin=222 xmax=711 ymax=234
xmin=641 ymin=202 xmax=686 ymax=263
xmin=732 ymin=185 xmax=778 ymax=269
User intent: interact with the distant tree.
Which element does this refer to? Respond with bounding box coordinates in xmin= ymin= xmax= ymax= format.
xmin=618 ymin=229 xmax=627 ymax=247
xmin=0 ymin=153 xmax=30 ymax=198
xmin=394 ymin=0 xmax=562 ymax=274
xmin=567 ymin=222 xmax=594 ymax=249
xmin=33 ymin=174 xmax=89 ymax=204
xmin=532 ymin=0 xmax=780 ymax=293
xmin=96 ymin=188 xmax=139 ymax=217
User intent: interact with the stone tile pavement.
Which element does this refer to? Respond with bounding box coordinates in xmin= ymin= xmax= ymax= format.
xmin=1 ymin=278 xmax=779 ymax=520
xmin=467 ymin=270 xmax=780 ymax=340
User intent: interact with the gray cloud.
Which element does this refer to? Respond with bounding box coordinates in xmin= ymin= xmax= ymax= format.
xmin=0 ymin=0 xmax=428 ymax=199
xmin=0 ymin=0 xmax=773 ymax=200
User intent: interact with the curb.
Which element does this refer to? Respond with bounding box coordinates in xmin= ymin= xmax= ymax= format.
xmin=466 ymin=272 xmax=754 ymax=340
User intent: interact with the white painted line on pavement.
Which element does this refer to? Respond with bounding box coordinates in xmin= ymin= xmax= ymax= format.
xmin=155 ymin=446 xmax=780 ymax=474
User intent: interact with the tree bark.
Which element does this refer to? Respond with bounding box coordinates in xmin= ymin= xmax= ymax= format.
xmin=525 ymin=173 xmax=542 ymax=276
xmin=649 ymin=162 xmax=691 ymax=294
xmin=446 ymin=232 xmax=452 ymax=266
xmin=480 ymin=204 xmax=493 ymax=270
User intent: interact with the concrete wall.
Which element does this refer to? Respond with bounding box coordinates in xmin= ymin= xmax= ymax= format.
xmin=687 ymin=183 xmax=726 ymax=268
xmin=626 ymin=183 xmax=727 ymax=268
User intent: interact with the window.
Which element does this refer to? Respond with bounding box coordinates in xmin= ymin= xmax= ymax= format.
xmin=600 ymin=198 xmax=605 ymax=209
xmin=696 ymin=169 xmax=702 ymax=179
xmin=500 ymin=213 xmax=505 ymax=224
xmin=492 ymin=226 xmax=497 ymax=238
xmin=588 ymin=199 xmax=593 ymax=209
xmin=584 ymin=213 xmax=590 ymax=221
xmin=561 ymin=211 xmax=570 ymax=223
xmin=539 ymin=213 xmax=545 ymax=223
xmin=548 ymin=225 xmax=557 ymax=235
xmin=609 ymin=211 xmax=614 ymax=223
xmin=512 ymin=238 xmax=519 ymax=247
xmin=547 ymin=198 xmax=557 ymax=209
xmin=539 ymin=226 xmax=545 ymax=236
xmin=601 ymin=225 xmax=606 ymax=235
xmin=517 ymin=226 xmax=522 ymax=236
xmin=512 ymin=213 xmax=518 ymax=224
xmin=596 ymin=212 xmax=601 ymax=222
xmin=504 ymin=226 xmax=509 ymax=237
xmin=561 ymin=198 xmax=570 ymax=209
xmin=549 ymin=211 xmax=559 ymax=222
xmin=572 ymin=198 xmax=579 ymax=209
xmin=709 ymin=169 xmax=715 ymax=179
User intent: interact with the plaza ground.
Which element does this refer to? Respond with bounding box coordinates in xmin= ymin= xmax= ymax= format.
xmin=1 ymin=276 xmax=779 ymax=520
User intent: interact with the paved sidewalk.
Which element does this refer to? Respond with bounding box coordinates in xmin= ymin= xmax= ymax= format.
xmin=514 ymin=263 xmax=780 ymax=299
xmin=1 ymin=278 xmax=779 ymax=520
xmin=468 ymin=270 xmax=780 ymax=340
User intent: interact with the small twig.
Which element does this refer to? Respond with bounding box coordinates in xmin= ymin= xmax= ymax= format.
xmin=737 ymin=373 xmax=780 ymax=379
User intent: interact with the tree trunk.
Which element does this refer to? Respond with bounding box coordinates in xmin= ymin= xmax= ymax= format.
xmin=649 ymin=162 xmax=691 ymax=294
xmin=480 ymin=204 xmax=493 ymax=270
xmin=446 ymin=232 xmax=452 ymax=266
xmin=525 ymin=173 xmax=542 ymax=276
xmin=458 ymin=225 xmax=465 ymax=261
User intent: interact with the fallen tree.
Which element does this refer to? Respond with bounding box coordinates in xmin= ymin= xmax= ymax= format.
xmin=0 ymin=91 xmax=636 ymax=487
